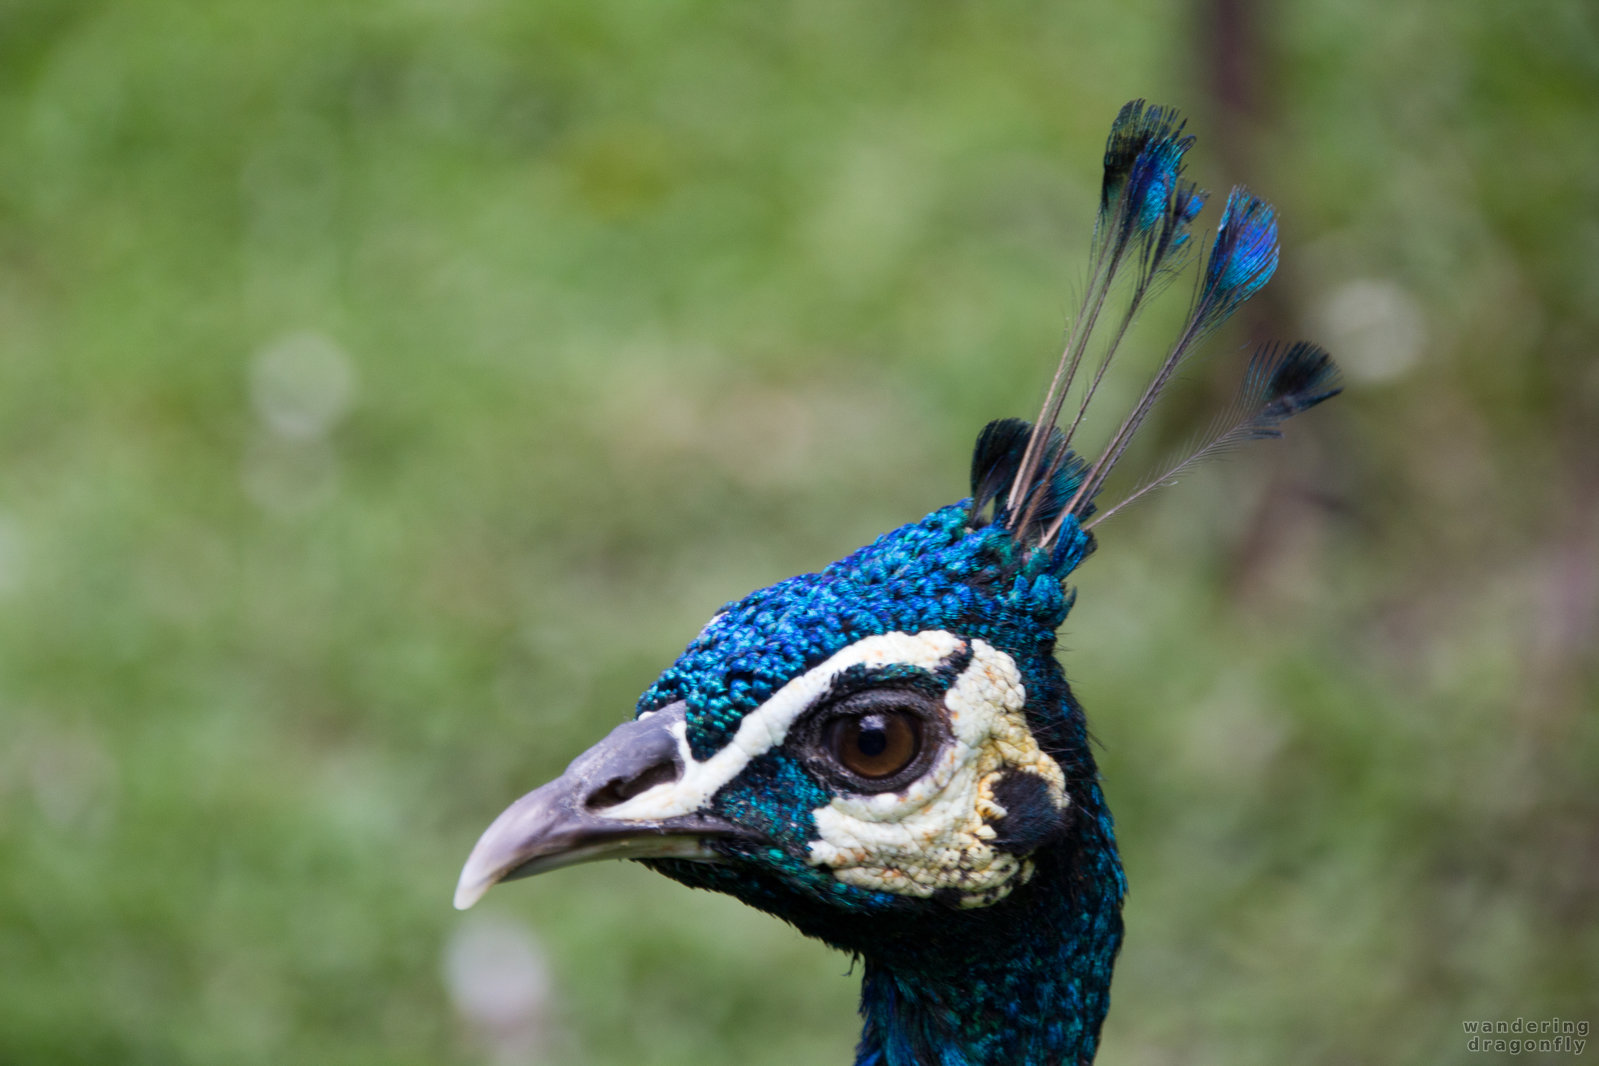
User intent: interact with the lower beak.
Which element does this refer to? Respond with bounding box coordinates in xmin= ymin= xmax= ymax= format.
xmin=453 ymin=702 xmax=738 ymax=910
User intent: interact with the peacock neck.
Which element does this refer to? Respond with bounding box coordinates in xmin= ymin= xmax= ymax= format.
xmin=851 ymin=787 xmax=1125 ymax=1066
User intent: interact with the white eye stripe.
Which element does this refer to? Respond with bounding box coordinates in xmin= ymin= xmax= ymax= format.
xmin=597 ymin=630 xmax=964 ymax=823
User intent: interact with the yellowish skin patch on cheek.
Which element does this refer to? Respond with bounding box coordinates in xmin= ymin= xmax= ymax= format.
xmin=807 ymin=637 xmax=1068 ymax=907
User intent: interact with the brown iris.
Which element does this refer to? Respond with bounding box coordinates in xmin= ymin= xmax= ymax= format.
xmin=825 ymin=710 xmax=921 ymax=780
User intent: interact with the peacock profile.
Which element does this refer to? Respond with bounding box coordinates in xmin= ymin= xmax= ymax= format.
xmin=454 ymin=101 xmax=1340 ymax=1066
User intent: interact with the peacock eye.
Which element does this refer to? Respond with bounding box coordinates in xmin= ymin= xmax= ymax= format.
xmin=825 ymin=710 xmax=921 ymax=780
xmin=797 ymin=687 xmax=945 ymax=793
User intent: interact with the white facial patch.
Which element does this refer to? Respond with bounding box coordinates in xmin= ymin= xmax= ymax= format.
xmin=596 ymin=630 xmax=965 ymax=823
xmin=806 ymin=638 xmax=1068 ymax=908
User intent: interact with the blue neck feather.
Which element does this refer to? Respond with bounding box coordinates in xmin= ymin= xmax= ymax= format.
xmin=851 ymin=778 xmax=1124 ymax=1066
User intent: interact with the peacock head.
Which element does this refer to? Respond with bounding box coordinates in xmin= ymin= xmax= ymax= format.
xmin=452 ymin=460 xmax=1108 ymax=946
xmin=452 ymin=99 xmax=1339 ymax=1063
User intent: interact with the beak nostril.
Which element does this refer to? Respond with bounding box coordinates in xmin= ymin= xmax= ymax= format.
xmin=586 ymin=759 xmax=679 ymax=811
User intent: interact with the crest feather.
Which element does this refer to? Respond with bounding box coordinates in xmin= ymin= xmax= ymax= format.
xmin=984 ymin=102 xmax=1338 ymax=550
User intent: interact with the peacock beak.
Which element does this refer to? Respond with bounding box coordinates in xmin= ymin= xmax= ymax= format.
xmin=453 ymin=701 xmax=739 ymax=910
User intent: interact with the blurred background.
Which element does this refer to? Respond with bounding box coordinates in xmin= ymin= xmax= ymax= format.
xmin=1 ymin=1 xmax=1594 ymax=1063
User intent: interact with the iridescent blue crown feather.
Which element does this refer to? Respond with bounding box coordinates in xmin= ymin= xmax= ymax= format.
xmin=644 ymin=501 xmax=1095 ymax=763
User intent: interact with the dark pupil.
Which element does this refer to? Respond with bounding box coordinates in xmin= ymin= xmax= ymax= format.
xmin=856 ymin=718 xmax=889 ymax=757
xmin=830 ymin=709 xmax=920 ymax=780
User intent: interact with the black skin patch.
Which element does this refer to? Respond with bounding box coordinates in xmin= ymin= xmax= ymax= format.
xmin=987 ymin=771 xmax=1070 ymax=855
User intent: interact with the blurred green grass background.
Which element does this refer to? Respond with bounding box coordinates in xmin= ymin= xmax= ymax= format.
xmin=1 ymin=1 xmax=1595 ymax=1064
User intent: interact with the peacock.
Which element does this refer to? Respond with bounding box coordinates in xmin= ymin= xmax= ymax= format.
xmin=453 ymin=101 xmax=1340 ymax=1066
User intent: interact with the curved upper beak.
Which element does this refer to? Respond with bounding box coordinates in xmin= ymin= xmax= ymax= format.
xmin=453 ymin=701 xmax=738 ymax=910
